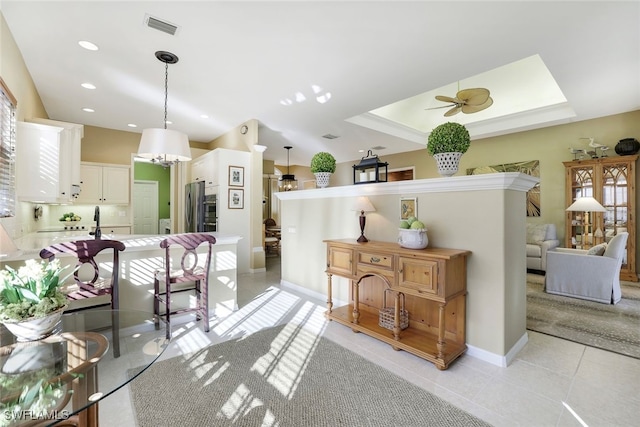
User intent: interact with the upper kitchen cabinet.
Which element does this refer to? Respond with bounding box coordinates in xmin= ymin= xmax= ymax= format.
xmin=16 ymin=121 xmax=82 ymax=204
xmin=75 ymin=162 xmax=130 ymax=205
xmin=190 ymin=150 xmax=216 ymax=187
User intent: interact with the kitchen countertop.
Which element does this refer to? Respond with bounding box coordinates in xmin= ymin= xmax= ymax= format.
xmin=2 ymin=232 xmax=242 ymax=262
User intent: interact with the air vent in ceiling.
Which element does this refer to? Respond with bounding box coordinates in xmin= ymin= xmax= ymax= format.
xmin=145 ymin=14 xmax=180 ymax=36
xmin=322 ymin=133 xmax=339 ymax=139
xmin=370 ymin=146 xmax=386 ymax=150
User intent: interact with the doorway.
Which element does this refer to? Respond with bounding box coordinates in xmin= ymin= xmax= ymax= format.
xmin=133 ymin=180 xmax=159 ymax=234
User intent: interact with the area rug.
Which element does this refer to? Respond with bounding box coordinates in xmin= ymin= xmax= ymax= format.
xmin=527 ymin=275 xmax=640 ymax=359
xmin=128 ymin=325 xmax=491 ymax=427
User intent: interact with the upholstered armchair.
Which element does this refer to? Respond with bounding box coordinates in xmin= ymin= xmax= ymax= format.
xmin=545 ymin=232 xmax=629 ymax=304
xmin=526 ymin=223 xmax=560 ymax=272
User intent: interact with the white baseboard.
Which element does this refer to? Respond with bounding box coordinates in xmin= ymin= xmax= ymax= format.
xmin=280 ymin=279 xmax=347 ymax=307
xmin=466 ymin=331 xmax=528 ymax=367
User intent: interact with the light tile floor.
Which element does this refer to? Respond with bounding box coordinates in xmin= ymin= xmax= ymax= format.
xmin=98 ymin=258 xmax=640 ymax=426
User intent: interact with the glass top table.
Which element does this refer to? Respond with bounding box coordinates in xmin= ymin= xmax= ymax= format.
xmin=0 ymin=310 xmax=169 ymax=426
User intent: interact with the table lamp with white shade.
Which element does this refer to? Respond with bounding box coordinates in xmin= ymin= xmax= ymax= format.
xmin=566 ymin=196 xmax=607 ymax=247
xmin=352 ymin=197 xmax=376 ymax=243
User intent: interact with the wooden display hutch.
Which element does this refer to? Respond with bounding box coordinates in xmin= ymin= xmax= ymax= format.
xmin=563 ymin=155 xmax=637 ymax=282
xmin=324 ymin=239 xmax=470 ymax=370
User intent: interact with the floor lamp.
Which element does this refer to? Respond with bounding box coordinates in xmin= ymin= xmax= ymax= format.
xmin=352 ymin=197 xmax=376 ymax=243
xmin=566 ymin=196 xmax=607 ymax=247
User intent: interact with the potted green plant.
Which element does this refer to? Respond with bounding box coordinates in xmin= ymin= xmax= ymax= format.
xmin=0 ymin=259 xmax=70 ymax=341
xmin=426 ymin=122 xmax=471 ymax=176
xmin=310 ymin=152 xmax=336 ymax=188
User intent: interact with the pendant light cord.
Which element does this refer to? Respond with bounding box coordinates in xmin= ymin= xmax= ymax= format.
xmin=164 ymin=61 xmax=169 ymax=131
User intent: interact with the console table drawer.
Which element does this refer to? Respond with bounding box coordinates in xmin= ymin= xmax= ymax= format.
xmin=357 ymin=252 xmax=394 ymax=270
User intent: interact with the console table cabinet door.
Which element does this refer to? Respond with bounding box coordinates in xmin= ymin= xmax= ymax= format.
xmin=327 ymin=246 xmax=354 ymax=276
xmin=397 ymin=257 xmax=438 ymax=297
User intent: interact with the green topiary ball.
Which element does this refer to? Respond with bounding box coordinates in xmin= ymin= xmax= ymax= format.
xmin=310 ymin=152 xmax=337 ymax=173
xmin=426 ymin=122 xmax=471 ymax=155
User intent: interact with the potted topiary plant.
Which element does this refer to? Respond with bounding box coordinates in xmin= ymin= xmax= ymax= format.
xmin=426 ymin=122 xmax=471 ymax=176
xmin=310 ymin=152 xmax=336 ymax=188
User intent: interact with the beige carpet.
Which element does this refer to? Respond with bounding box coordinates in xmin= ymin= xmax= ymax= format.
xmin=527 ymin=273 xmax=640 ymax=358
xmin=129 ymin=324 xmax=492 ymax=427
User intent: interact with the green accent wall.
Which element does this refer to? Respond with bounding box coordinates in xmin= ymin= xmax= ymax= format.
xmin=134 ymin=162 xmax=171 ymax=219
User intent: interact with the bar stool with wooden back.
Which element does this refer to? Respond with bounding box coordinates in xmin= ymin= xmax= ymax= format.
xmin=153 ymin=233 xmax=216 ymax=339
xmin=39 ymin=239 xmax=126 ymax=358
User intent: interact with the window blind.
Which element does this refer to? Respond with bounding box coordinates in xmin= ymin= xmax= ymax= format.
xmin=0 ymin=77 xmax=16 ymax=218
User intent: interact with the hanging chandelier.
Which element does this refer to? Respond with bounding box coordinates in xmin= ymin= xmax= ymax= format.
xmin=278 ymin=146 xmax=298 ymax=191
xmin=137 ymin=51 xmax=191 ymax=167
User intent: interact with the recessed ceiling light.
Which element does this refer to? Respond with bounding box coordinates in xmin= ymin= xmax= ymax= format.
xmin=165 ymin=120 xmax=173 ymax=125
xmin=82 ymin=107 xmax=94 ymax=113
xmin=127 ymin=124 xmax=137 ymax=128
xmin=200 ymin=114 xmax=209 ymax=119
xmin=81 ymin=83 xmax=96 ymax=90
xmin=78 ymin=40 xmax=99 ymax=51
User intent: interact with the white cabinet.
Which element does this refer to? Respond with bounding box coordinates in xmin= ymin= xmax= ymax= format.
xmin=29 ymin=118 xmax=83 ymax=196
xmin=16 ymin=121 xmax=82 ymax=204
xmin=190 ymin=150 xmax=217 ymax=187
xmin=76 ymin=163 xmax=130 ymax=205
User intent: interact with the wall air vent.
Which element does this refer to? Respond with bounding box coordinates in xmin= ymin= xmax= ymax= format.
xmin=145 ymin=14 xmax=180 ymax=36
xmin=322 ymin=134 xmax=339 ymax=139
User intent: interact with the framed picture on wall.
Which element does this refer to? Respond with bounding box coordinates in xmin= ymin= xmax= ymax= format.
xmin=229 ymin=188 xmax=244 ymax=209
xmin=229 ymin=166 xmax=244 ymax=187
xmin=400 ymin=197 xmax=417 ymax=220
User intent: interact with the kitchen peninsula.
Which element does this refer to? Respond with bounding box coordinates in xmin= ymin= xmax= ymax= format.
xmin=2 ymin=232 xmax=241 ymax=317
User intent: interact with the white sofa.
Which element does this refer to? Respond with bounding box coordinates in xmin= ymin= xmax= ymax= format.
xmin=526 ymin=223 xmax=560 ymax=272
xmin=545 ymin=232 xmax=629 ymax=304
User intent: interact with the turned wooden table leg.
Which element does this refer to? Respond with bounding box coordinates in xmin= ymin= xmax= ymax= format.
xmin=437 ymin=302 xmax=446 ymax=361
xmin=352 ymin=280 xmax=360 ymax=325
xmin=326 ymin=273 xmax=333 ymax=317
xmin=393 ymin=291 xmax=401 ymax=341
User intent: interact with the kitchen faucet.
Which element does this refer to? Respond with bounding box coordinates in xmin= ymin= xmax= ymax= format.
xmin=89 ymin=205 xmax=101 ymax=240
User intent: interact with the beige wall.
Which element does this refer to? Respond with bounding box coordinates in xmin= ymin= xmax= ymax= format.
xmin=0 ymin=14 xmax=47 ymax=122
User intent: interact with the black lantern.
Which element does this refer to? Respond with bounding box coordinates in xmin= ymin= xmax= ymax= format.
xmin=353 ymin=150 xmax=388 ymax=184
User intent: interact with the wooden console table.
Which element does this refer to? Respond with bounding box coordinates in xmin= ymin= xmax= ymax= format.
xmin=324 ymin=239 xmax=470 ymax=370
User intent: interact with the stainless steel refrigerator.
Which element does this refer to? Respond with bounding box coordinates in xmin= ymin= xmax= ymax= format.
xmin=184 ymin=181 xmax=205 ymax=232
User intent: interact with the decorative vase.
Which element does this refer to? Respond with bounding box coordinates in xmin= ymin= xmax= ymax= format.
xmin=2 ymin=306 xmax=66 ymax=342
xmin=614 ymin=138 xmax=640 ymax=156
xmin=398 ymin=228 xmax=428 ymax=249
xmin=314 ymin=172 xmax=332 ymax=188
xmin=433 ymin=152 xmax=462 ymax=177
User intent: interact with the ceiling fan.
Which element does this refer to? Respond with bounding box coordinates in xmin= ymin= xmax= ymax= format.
xmin=427 ymin=87 xmax=493 ymax=117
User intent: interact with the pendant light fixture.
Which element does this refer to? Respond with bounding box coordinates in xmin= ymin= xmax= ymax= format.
xmin=137 ymin=51 xmax=191 ymax=167
xmin=279 ymin=146 xmax=298 ymax=191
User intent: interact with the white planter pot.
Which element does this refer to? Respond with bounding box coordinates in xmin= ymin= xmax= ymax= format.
xmin=433 ymin=152 xmax=463 ymax=177
xmin=314 ymin=172 xmax=332 ymax=188
xmin=398 ymin=228 xmax=429 ymax=249
xmin=2 ymin=306 xmax=66 ymax=341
